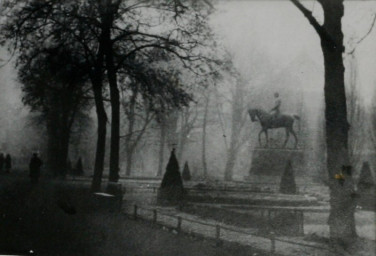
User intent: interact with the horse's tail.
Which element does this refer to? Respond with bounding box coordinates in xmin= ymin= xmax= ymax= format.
xmin=293 ymin=115 xmax=300 ymax=120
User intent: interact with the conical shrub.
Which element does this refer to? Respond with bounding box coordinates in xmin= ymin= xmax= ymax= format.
xmin=67 ymin=158 xmax=72 ymax=174
xmin=279 ymin=160 xmax=297 ymax=194
xmin=158 ymin=149 xmax=185 ymax=204
xmin=182 ymin=161 xmax=191 ymax=181
xmin=75 ymin=157 xmax=84 ymax=176
xmin=358 ymin=162 xmax=375 ymax=192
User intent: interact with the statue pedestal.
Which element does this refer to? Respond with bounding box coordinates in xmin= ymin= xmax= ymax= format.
xmin=249 ymin=148 xmax=304 ymax=176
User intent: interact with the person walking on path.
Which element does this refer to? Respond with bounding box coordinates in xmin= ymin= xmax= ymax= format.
xmin=5 ymin=154 xmax=11 ymax=173
xmin=29 ymin=153 xmax=43 ymax=184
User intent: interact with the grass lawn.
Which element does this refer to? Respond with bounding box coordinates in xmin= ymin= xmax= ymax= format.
xmin=0 ymin=173 xmax=271 ymax=256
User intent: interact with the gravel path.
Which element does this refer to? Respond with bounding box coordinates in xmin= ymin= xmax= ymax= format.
xmin=123 ymin=202 xmax=342 ymax=256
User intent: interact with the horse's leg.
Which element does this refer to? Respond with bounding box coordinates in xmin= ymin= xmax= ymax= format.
xmin=283 ymin=128 xmax=290 ymax=148
xmin=290 ymin=127 xmax=298 ymax=148
xmin=265 ymin=129 xmax=269 ymax=148
xmin=258 ymin=130 xmax=263 ymax=147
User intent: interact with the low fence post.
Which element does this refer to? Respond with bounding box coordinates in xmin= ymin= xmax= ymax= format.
xmin=133 ymin=204 xmax=138 ymax=220
xmin=215 ymin=225 xmax=221 ymax=246
xmin=177 ymin=216 xmax=182 ymax=232
xmin=153 ymin=209 xmax=157 ymax=224
xmin=270 ymin=232 xmax=276 ymax=253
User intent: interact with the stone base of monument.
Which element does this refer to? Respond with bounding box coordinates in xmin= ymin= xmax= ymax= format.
xmin=243 ymin=148 xmax=306 ymax=235
xmin=249 ymin=148 xmax=304 ymax=176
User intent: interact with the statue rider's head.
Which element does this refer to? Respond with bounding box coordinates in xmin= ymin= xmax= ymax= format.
xmin=274 ymin=92 xmax=279 ymax=98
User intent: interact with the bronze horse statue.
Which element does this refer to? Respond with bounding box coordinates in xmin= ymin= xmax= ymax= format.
xmin=248 ymin=108 xmax=300 ymax=148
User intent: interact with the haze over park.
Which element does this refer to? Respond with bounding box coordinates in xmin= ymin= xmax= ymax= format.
xmin=0 ymin=1 xmax=375 ymax=255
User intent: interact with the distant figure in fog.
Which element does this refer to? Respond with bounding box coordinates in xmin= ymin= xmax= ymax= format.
xmin=0 ymin=153 xmax=4 ymax=172
xmin=29 ymin=153 xmax=43 ymax=184
xmin=5 ymin=154 xmax=11 ymax=173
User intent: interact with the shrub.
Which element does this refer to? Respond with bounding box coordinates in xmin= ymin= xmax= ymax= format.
xmin=279 ymin=160 xmax=297 ymax=194
xmin=158 ymin=149 xmax=185 ymax=204
xmin=182 ymin=161 xmax=191 ymax=181
xmin=358 ymin=162 xmax=375 ymax=192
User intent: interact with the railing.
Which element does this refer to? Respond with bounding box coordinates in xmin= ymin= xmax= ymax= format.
xmin=126 ymin=204 xmax=336 ymax=255
xmin=65 ymin=176 xmax=307 ymax=187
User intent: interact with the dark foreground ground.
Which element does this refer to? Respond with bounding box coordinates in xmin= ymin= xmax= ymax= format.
xmin=0 ymin=172 xmax=271 ymax=256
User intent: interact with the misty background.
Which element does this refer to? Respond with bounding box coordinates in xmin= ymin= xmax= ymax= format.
xmin=0 ymin=0 xmax=375 ymax=181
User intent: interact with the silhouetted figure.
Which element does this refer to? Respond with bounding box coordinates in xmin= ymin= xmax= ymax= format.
xmin=29 ymin=153 xmax=43 ymax=184
xmin=5 ymin=154 xmax=11 ymax=173
xmin=0 ymin=153 xmax=4 ymax=173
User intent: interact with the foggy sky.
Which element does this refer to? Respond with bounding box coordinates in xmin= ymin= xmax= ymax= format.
xmin=211 ymin=0 xmax=376 ymax=106
xmin=0 ymin=1 xmax=376 ymax=176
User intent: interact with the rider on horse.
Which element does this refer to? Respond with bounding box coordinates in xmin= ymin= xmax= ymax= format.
xmin=270 ymin=92 xmax=281 ymax=120
xmin=248 ymin=92 xmax=299 ymax=148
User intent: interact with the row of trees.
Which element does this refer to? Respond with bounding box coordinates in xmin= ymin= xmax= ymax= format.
xmin=0 ymin=0 xmax=374 ymax=243
xmin=0 ymin=0 xmax=223 ymax=191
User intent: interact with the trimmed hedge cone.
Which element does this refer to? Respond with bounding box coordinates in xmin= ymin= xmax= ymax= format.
xmin=279 ymin=160 xmax=297 ymax=194
xmin=157 ymin=149 xmax=186 ymax=205
xmin=74 ymin=157 xmax=84 ymax=176
xmin=358 ymin=161 xmax=375 ymax=193
xmin=182 ymin=161 xmax=191 ymax=181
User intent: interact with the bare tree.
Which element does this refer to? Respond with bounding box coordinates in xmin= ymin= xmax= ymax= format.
xmin=371 ymin=92 xmax=376 ymax=153
xmin=1 ymin=0 xmax=218 ymax=190
xmin=156 ymin=108 xmax=179 ymax=177
xmin=176 ymin=105 xmax=199 ymax=163
xmin=345 ymin=54 xmax=365 ymax=169
xmin=201 ymin=92 xmax=211 ymax=178
xmin=290 ymin=0 xmax=356 ymax=240
xmin=223 ymin=76 xmax=250 ymax=181
xmin=121 ymin=85 xmax=155 ymax=177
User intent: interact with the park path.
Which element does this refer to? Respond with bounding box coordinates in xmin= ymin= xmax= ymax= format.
xmin=123 ymin=199 xmax=343 ymax=256
xmin=64 ymin=177 xmax=374 ymax=255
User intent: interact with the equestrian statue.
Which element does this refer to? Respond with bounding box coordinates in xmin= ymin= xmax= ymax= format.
xmin=248 ymin=92 xmax=300 ymax=148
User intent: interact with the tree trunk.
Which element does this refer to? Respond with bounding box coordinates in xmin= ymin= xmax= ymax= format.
xmin=177 ymin=131 xmax=188 ymax=164
xmin=46 ymin=114 xmax=60 ymax=177
xmin=101 ymin=1 xmax=120 ymax=184
xmin=107 ymin=52 xmax=120 ymax=183
xmin=59 ymin=126 xmax=71 ymax=178
xmin=90 ymin=3 xmax=108 ymax=191
xmin=291 ymin=0 xmax=356 ymax=241
xmin=91 ymin=79 xmax=107 ymax=192
xmin=177 ymin=111 xmax=191 ymax=163
xmin=125 ymin=151 xmax=133 ymax=177
xmin=57 ymin=98 xmax=72 ymax=178
xmin=224 ymin=148 xmax=236 ymax=181
xmin=224 ymin=80 xmax=244 ymax=181
xmin=320 ymin=1 xmax=357 ymax=240
xmin=124 ymin=89 xmax=137 ymax=176
xmin=157 ymin=116 xmax=166 ymax=177
xmin=202 ymin=95 xmax=210 ymax=178
xmin=323 ymin=45 xmax=356 ymax=240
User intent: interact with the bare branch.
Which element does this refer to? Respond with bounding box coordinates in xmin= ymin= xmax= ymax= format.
xmin=347 ymin=13 xmax=376 ymax=55
xmin=290 ymin=0 xmax=340 ymax=51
